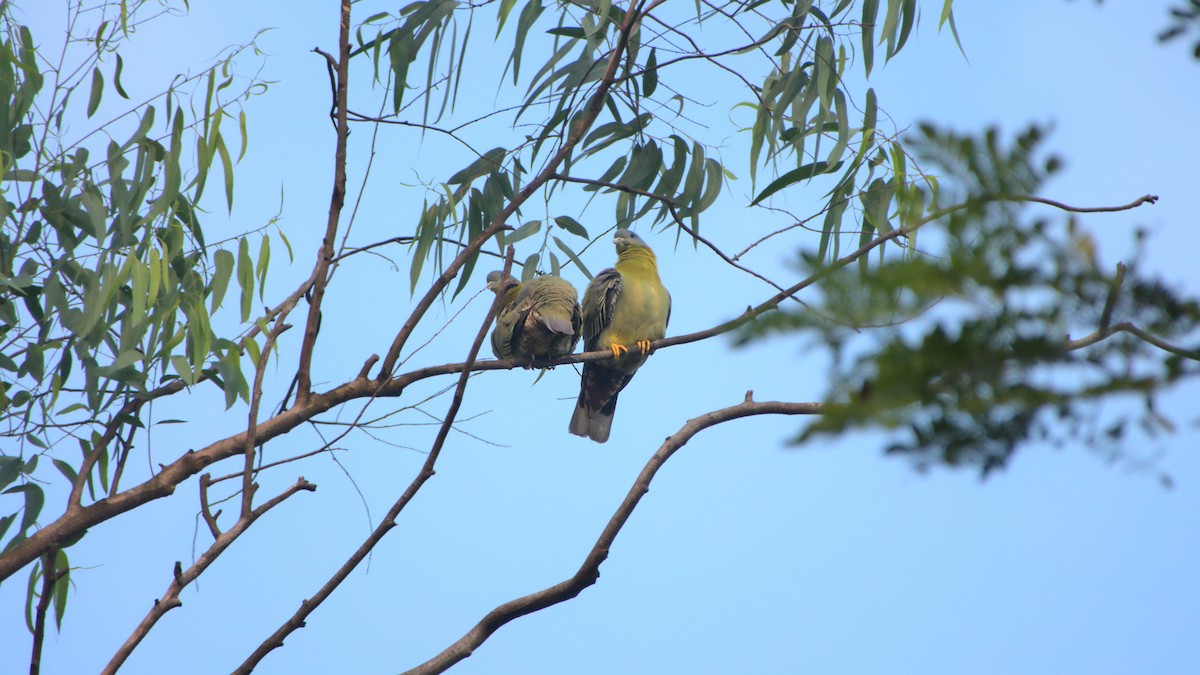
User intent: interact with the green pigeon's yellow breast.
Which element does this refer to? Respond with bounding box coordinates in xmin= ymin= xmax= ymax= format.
xmin=598 ymin=252 xmax=669 ymax=348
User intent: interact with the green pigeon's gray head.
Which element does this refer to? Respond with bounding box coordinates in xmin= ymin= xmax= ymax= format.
xmin=486 ymin=270 xmax=518 ymax=293
xmin=613 ymin=228 xmax=649 ymax=253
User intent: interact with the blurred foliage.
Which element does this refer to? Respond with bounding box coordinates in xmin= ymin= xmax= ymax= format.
xmin=1159 ymin=0 xmax=1200 ymax=57
xmin=738 ymin=123 xmax=1200 ymax=475
xmin=1078 ymin=0 xmax=1200 ymax=59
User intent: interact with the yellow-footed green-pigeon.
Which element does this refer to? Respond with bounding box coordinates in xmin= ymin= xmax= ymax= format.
xmin=569 ymin=229 xmax=671 ymax=443
xmin=486 ymin=271 xmax=581 ymax=363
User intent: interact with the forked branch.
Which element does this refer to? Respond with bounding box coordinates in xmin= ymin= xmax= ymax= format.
xmin=102 ymin=477 xmax=316 ymax=675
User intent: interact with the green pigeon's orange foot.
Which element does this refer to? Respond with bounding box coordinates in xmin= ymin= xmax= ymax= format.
xmin=635 ymin=340 xmax=652 ymax=354
xmin=608 ymin=343 xmax=628 ymax=358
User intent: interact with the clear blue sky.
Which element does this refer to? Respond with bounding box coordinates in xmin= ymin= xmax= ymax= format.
xmin=4 ymin=2 xmax=1199 ymax=674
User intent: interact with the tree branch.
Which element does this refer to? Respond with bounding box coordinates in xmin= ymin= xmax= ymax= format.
xmin=101 ymin=478 xmax=316 ymax=675
xmin=1066 ymin=321 xmax=1200 ymax=361
xmin=1020 ymin=193 xmax=1158 ymax=213
xmin=242 ymin=321 xmax=291 ymax=517
xmin=29 ymin=550 xmax=65 ymax=675
xmin=402 ymin=394 xmax=821 ymax=674
xmin=295 ymin=0 xmax=353 ymax=405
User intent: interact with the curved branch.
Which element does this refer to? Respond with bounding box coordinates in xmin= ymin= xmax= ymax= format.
xmin=1066 ymin=322 xmax=1200 ymax=361
xmin=402 ymin=395 xmax=821 ymax=674
xmin=1020 ymin=193 xmax=1158 ymax=213
xmin=102 ymin=478 xmax=316 ymax=675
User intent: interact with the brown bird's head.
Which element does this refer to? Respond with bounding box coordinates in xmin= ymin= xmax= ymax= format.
xmin=485 ymin=270 xmax=519 ymax=295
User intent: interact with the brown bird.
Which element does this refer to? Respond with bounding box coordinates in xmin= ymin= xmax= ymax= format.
xmin=486 ymin=271 xmax=581 ymax=363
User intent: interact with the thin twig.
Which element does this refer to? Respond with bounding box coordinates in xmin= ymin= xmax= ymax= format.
xmin=242 ymin=322 xmax=292 ymax=517
xmin=1021 ymin=193 xmax=1158 ymax=213
xmin=198 ymin=474 xmax=222 ymax=539
xmin=102 ymin=478 xmax=316 ymax=675
xmin=1066 ymin=322 xmax=1200 ymax=361
xmin=296 ymin=1 xmax=353 ymax=405
xmin=29 ymin=550 xmax=65 ymax=675
xmin=1099 ymin=262 xmax=1126 ymax=331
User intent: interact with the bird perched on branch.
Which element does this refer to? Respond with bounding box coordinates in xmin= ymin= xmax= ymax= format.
xmin=569 ymin=229 xmax=671 ymax=443
xmin=486 ymin=271 xmax=581 ymax=364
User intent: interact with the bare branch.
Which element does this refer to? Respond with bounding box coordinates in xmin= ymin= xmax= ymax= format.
xmin=29 ymin=550 xmax=65 ymax=675
xmin=1021 ymin=193 xmax=1158 ymax=213
xmin=102 ymin=478 xmax=316 ymax=675
xmin=1066 ymin=322 xmax=1200 ymax=361
xmin=242 ymin=321 xmax=292 ymax=517
xmin=198 ymin=474 xmax=223 ymax=539
xmin=402 ymin=395 xmax=821 ymax=674
xmin=1099 ymin=262 xmax=1127 ymax=331
xmin=296 ymin=0 xmax=353 ymax=404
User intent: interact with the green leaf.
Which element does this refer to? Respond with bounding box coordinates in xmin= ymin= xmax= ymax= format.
xmin=895 ymin=0 xmax=917 ymax=56
xmin=6 ymin=484 xmax=45 ymax=532
xmin=547 ymin=26 xmax=587 ymax=39
xmin=861 ymin=0 xmax=879 ymax=77
xmin=256 ymin=235 xmax=271 ymax=300
xmin=448 ymin=147 xmax=507 ymax=184
xmin=521 ymin=253 xmax=540 ymax=280
xmin=237 ymin=238 xmax=255 ymax=322
xmin=554 ymin=215 xmax=589 ymax=238
xmin=0 ymin=456 xmax=21 ymax=490
xmin=751 ymin=161 xmax=843 ymax=205
xmin=52 ymin=550 xmax=69 ymax=629
xmin=87 ymin=67 xmax=104 ymax=117
xmin=642 ymin=47 xmax=658 ymax=97
xmin=497 ymin=0 xmax=520 ymax=35
xmin=210 ymin=249 xmax=235 ymax=313
xmin=553 ymin=236 xmax=592 ymax=279
xmin=215 ymin=134 xmax=235 ymax=211
xmin=695 ymin=159 xmax=724 ymax=213
xmin=171 ymin=355 xmax=196 ymax=385
xmin=682 ymin=141 xmax=706 ymax=207
xmin=52 ymin=459 xmax=79 ymax=487
xmin=113 ymin=54 xmax=129 ymax=98
xmin=509 ymin=0 xmax=545 ymax=84
xmin=502 ymin=219 xmax=541 ymax=246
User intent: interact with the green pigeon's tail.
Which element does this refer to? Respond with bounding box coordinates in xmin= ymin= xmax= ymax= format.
xmin=569 ymin=363 xmax=632 ymax=443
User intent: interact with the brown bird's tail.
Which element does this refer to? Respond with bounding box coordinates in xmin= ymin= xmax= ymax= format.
xmin=569 ymin=363 xmax=632 ymax=443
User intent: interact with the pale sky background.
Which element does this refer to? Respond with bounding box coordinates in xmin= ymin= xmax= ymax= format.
xmin=4 ymin=1 xmax=1200 ymax=674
